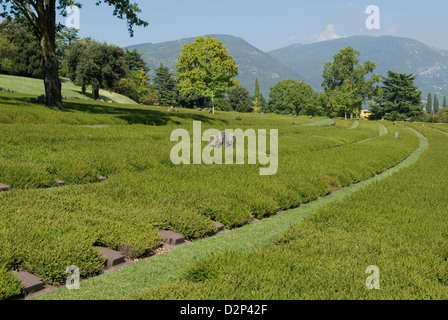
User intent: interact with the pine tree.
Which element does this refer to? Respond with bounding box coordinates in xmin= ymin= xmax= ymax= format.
xmin=154 ymin=62 xmax=176 ymax=106
xmin=434 ymin=95 xmax=440 ymax=114
xmin=426 ymin=93 xmax=433 ymax=114
xmin=371 ymin=71 xmax=423 ymax=121
xmin=444 ymin=96 xmax=447 ymax=108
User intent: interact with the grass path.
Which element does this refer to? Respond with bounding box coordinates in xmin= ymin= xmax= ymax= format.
xmin=303 ymin=119 xmax=334 ymax=126
xmin=38 ymin=124 xmax=427 ymax=300
xmin=349 ymin=120 xmax=359 ymax=129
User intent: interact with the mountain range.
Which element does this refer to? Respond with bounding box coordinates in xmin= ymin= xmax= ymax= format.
xmin=127 ymin=34 xmax=448 ymax=100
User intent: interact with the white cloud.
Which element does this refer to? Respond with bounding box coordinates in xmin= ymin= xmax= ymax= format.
xmin=270 ymin=36 xmax=297 ymax=50
xmin=314 ymin=24 xmax=342 ymax=42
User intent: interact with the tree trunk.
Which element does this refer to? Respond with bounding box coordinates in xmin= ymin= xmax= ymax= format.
xmin=93 ymin=87 xmax=100 ymax=100
xmin=82 ymin=85 xmax=86 ymax=95
xmin=43 ymin=55 xmax=63 ymax=110
xmin=38 ymin=0 xmax=63 ymax=110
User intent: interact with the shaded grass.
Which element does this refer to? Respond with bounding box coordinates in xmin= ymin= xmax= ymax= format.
xmin=0 ymin=74 xmax=136 ymax=104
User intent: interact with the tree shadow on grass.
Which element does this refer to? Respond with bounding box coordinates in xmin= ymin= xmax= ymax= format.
xmin=0 ymin=92 xmax=230 ymax=126
xmin=63 ymin=100 xmax=229 ymax=126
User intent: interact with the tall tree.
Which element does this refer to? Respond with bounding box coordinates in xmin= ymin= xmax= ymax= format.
xmin=269 ymin=79 xmax=319 ymax=116
xmin=322 ymin=47 xmax=379 ymax=119
xmin=65 ymin=39 xmax=127 ymax=99
xmin=371 ymin=71 xmax=423 ymax=121
xmin=153 ymin=62 xmax=176 ymax=106
xmin=176 ymin=36 xmax=239 ymax=113
xmin=124 ymin=49 xmax=148 ymax=72
xmin=426 ymin=93 xmax=433 ymax=115
xmin=0 ymin=19 xmax=41 ymax=76
xmin=0 ymin=0 xmax=148 ymax=110
xmin=444 ymin=96 xmax=447 ymax=108
xmin=253 ymin=77 xmax=267 ymax=113
xmin=228 ymin=86 xmax=253 ymax=113
xmin=434 ymin=95 xmax=440 ymax=114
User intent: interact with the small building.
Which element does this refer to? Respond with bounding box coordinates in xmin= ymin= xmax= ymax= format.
xmin=360 ymin=109 xmax=372 ymax=119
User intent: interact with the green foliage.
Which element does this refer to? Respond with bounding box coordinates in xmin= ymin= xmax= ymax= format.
xmin=0 ymin=264 xmax=22 ymax=300
xmin=371 ymin=71 xmax=423 ymax=121
xmin=434 ymin=95 xmax=440 ymax=114
xmin=136 ymin=127 xmax=448 ymax=300
xmin=228 ymin=86 xmax=254 ymax=113
xmin=434 ymin=108 xmax=448 ymax=123
xmin=444 ymin=97 xmax=447 ymax=108
xmin=269 ymin=79 xmax=319 ymax=116
xmin=56 ymin=26 xmax=79 ymax=61
xmin=176 ymin=36 xmax=239 ymax=103
xmin=0 ymin=19 xmax=41 ymax=77
xmin=426 ymin=93 xmax=433 ymax=115
xmin=153 ymin=63 xmax=176 ymax=106
xmin=322 ymin=47 xmax=379 ymax=118
xmin=253 ymin=77 xmax=268 ymax=113
xmin=1 ymin=92 xmax=419 ymax=291
xmin=65 ymin=39 xmax=127 ymax=99
xmin=124 ymin=49 xmax=149 ymax=73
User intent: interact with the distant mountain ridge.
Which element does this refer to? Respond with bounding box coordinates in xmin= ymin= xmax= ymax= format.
xmin=126 ymin=34 xmax=305 ymax=98
xmin=127 ymin=34 xmax=448 ymax=101
xmin=268 ymin=35 xmax=448 ymax=99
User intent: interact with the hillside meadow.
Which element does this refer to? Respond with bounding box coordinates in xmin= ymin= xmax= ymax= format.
xmin=0 ymin=91 xmax=423 ymax=299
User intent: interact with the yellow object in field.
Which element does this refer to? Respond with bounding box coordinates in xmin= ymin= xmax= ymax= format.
xmin=360 ymin=109 xmax=372 ymax=119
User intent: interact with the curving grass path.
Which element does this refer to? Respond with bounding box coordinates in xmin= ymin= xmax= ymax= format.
xmin=37 ymin=124 xmax=427 ymax=300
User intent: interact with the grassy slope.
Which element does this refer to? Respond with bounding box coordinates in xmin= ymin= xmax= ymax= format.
xmin=132 ymin=125 xmax=448 ymax=300
xmin=0 ymin=74 xmax=136 ymax=104
xmin=38 ymin=122 xmax=420 ymax=300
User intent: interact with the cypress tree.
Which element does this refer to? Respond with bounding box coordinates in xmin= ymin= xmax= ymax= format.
xmin=253 ymin=77 xmax=268 ymax=113
xmin=426 ymin=93 xmax=432 ymax=114
xmin=434 ymin=95 xmax=440 ymax=114
xmin=444 ymin=96 xmax=447 ymax=108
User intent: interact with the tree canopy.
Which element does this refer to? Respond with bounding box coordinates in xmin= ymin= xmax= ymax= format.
xmin=228 ymin=86 xmax=254 ymax=113
xmin=370 ymin=71 xmax=423 ymax=121
xmin=322 ymin=47 xmax=379 ymax=119
xmin=176 ymin=36 xmax=239 ymax=109
xmin=65 ymin=39 xmax=127 ymax=99
xmin=269 ymin=79 xmax=319 ymax=116
xmin=0 ymin=0 xmax=148 ymax=109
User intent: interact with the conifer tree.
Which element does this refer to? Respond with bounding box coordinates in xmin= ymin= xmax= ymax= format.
xmin=371 ymin=71 xmax=423 ymax=121
xmin=426 ymin=93 xmax=432 ymax=115
xmin=434 ymin=95 xmax=440 ymax=114
xmin=154 ymin=62 xmax=176 ymax=106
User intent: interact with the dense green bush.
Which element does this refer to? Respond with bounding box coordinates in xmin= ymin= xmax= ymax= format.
xmin=0 ymin=93 xmax=420 ymax=293
xmin=0 ymin=264 xmax=22 ymax=300
xmin=136 ymin=126 xmax=448 ymax=300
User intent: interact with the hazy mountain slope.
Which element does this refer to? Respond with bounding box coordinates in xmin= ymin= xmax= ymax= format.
xmin=127 ymin=34 xmax=306 ymax=98
xmin=268 ymin=35 xmax=448 ymax=98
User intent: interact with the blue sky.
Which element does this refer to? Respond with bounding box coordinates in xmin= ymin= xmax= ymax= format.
xmin=59 ymin=0 xmax=447 ymax=51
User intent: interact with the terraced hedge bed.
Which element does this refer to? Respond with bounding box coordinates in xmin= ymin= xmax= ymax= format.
xmin=0 ymin=92 xmax=420 ymax=298
xmin=132 ymin=125 xmax=448 ymax=300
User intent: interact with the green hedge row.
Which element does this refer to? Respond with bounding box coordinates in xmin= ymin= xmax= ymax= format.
xmin=135 ymin=125 xmax=448 ymax=300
